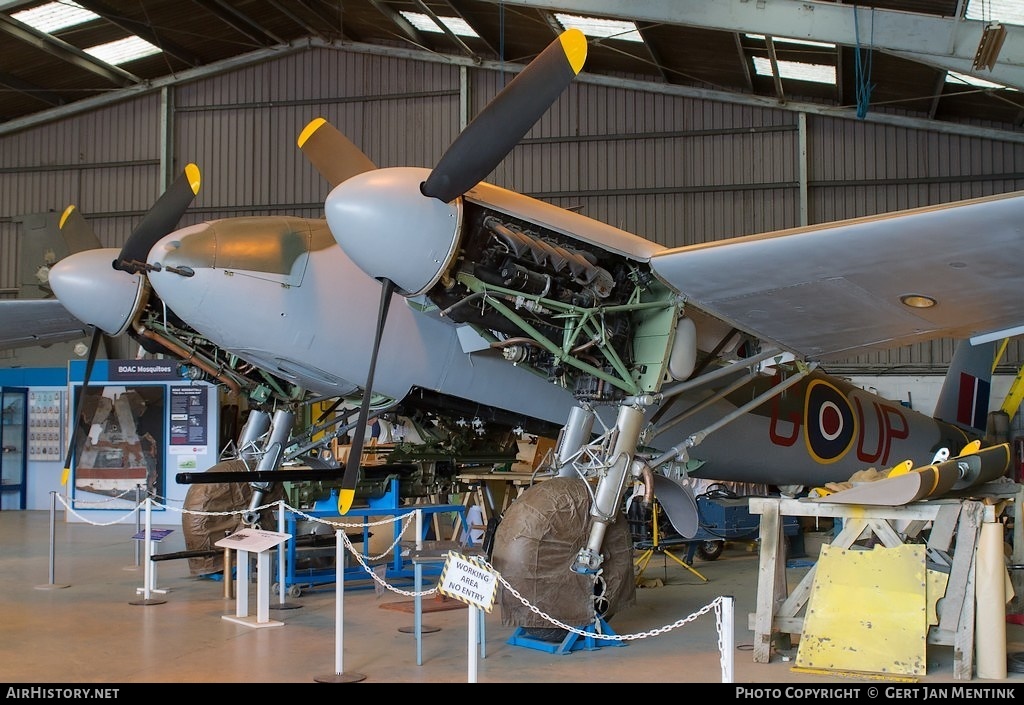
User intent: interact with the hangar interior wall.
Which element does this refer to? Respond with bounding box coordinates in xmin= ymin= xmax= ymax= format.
xmin=0 ymin=43 xmax=1022 ymax=402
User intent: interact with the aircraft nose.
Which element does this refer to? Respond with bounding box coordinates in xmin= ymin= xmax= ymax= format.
xmin=49 ymin=248 xmax=146 ymax=336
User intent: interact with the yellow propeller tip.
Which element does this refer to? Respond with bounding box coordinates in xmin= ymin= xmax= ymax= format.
xmin=184 ymin=163 xmax=201 ymax=195
xmin=887 ymin=460 xmax=914 ymax=478
xmin=559 ymin=28 xmax=587 ymax=75
xmin=298 ymin=117 xmax=327 ymax=148
xmin=60 ymin=468 xmax=70 ymax=486
xmin=959 ymin=439 xmax=982 ymax=456
xmin=337 ymin=488 xmax=355 ymax=515
xmin=58 ymin=205 xmax=77 ymax=230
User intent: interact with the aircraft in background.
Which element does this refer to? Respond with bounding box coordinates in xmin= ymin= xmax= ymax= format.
xmin=38 ymin=29 xmax=1024 ymax=628
xmin=0 ymin=205 xmax=103 ymax=352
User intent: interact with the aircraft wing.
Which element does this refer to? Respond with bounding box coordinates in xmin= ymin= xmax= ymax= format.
xmin=649 ymin=189 xmax=1024 ymax=360
xmin=0 ymin=299 xmax=91 ymax=350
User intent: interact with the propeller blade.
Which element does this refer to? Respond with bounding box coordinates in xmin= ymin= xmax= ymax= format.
xmin=337 ymin=277 xmax=395 ymax=514
xmin=115 ymin=163 xmax=201 ymax=272
xmin=60 ymin=328 xmax=102 ymax=487
xmin=57 ymin=205 xmax=102 ymax=254
xmin=34 ymin=206 xmax=102 ymax=298
xmin=421 ymin=28 xmax=587 ymax=204
xmin=297 ymin=117 xmax=377 ymax=189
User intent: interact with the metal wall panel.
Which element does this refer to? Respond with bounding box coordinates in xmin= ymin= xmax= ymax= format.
xmin=498 ymin=81 xmax=803 ymax=247
xmin=175 ymin=49 xmax=460 ymax=216
xmin=0 ymin=221 xmax=16 ymax=291
xmin=0 ymin=96 xmax=164 ymax=248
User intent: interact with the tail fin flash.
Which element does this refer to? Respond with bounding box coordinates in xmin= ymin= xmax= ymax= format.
xmin=933 ymin=339 xmax=996 ymax=432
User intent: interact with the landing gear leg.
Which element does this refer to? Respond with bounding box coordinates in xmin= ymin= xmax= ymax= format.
xmin=571 ymin=404 xmax=645 ymax=574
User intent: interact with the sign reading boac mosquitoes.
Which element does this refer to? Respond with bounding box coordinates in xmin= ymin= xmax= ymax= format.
xmin=437 ymin=553 xmax=498 ymax=613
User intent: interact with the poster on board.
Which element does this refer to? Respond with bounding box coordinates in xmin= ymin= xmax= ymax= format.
xmin=70 ymin=384 xmax=165 ymax=510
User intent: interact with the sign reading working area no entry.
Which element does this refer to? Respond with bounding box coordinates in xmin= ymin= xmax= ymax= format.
xmin=437 ymin=552 xmax=498 ymax=612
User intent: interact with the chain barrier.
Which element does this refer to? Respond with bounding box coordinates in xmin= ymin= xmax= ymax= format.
xmin=54 ymin=491 xmax=731 ymax=647
xmin=55 ymin=493 xmax=142 ymax=526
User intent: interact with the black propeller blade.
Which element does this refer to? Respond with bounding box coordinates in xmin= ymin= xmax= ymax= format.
xmin=60 ymin=327 xmax=102 ymax=487
xmin=114 ymin=163 xmax=201 ymax=273
xmin=33 ymin=206 xmax=103 ymax=300
xmin=420 ymin=28 xmax=587 ymax=204
xmin=337 ymin=277 xmax=394 ymax=515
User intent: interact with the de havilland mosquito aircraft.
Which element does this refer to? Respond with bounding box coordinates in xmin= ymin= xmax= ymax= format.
xmin=37 ymin=28 xmax=1024 ymax=629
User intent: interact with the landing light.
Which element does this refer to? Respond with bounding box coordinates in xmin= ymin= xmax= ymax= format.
xmin=900 ymin=294 xmax=937 ymax=309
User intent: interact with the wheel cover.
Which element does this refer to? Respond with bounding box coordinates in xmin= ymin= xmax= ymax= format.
xmin=491 ymin=477 xmax=636 ymax=629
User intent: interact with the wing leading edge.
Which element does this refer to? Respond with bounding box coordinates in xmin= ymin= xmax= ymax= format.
xmin=649 ymin=189 xmax=1024 ymax=360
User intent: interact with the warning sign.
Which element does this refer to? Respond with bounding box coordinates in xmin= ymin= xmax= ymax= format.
xmin=437 ymin=552 xmax=497 ymax=613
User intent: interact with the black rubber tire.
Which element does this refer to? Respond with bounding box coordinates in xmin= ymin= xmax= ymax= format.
xmin=696 ymin=540 xmax=724 ymax=561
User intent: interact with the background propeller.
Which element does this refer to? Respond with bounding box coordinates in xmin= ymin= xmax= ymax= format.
xmin=55 ymin=205 xmax=103 ymax=257
xmin=58 ymin=165 xmax=201 ymax=489
xmin=297 ymin=117 xmax=377 ymax=189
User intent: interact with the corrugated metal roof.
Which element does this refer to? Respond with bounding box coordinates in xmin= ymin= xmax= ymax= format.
xmin=0 ymin=0 xmax=1021 ymax=136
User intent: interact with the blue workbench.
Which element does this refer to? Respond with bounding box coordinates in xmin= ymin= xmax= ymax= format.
xmin=277 ymin=480 xmax=467 ymax=595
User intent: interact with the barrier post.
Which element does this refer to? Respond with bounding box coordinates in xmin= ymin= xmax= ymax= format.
xmin=313 ymin=530 xmax=366 ymax=683
xmin=132 ymin=484 xmax=142 ymax=567
xmin=722 ymin=595 xmax=735 ymax=683
xmin=271 ymin=499 xmax=300 ymax=611
xmin=34 ymin=490 xmax=69 ymax=590
xmin=129 ymin=498 xmax=165 ymax=606
xmin=468 ymin=605 xmax=479 ymax=683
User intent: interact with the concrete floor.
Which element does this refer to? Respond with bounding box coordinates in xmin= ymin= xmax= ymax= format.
xmin=2 ymin=508 xmax=1024 ymax=685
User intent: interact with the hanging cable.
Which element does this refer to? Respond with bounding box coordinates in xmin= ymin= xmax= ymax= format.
xmin=499 ymin=1 xmax=505 ymax=77
xmin=854 ymin=6 xmax=876 ymax=119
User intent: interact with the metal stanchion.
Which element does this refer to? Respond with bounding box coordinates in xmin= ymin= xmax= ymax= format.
xmin=129 ymin=498 xmax=165 ymax=606
xmin=128 ymin=484 xmax=142 ymax=569
xmin=34 ymin=491 xmax=69 ymax=590
xmin=399 ymin=509 xmax=440 ymax=637
xmin=313 ymin=530 xmax=365 ymax=683
xmin=722 ymin=595 xmax=735 ymax=683
xmin=468 ymin=604 xmax=479 ymax=683
xmin=271 ymin=499 xmax=300 ymax=611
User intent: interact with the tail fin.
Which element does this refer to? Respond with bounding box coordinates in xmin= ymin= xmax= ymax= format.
xmin=933 ymin=339 xmax=997 ymax=433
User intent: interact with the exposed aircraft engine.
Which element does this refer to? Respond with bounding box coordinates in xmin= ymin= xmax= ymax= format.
xmin=479 ymin=216 xmax=616 ymax=302
xmin=428 ymin=203 xmax=680 ymax=403
xmin=491 ymin=477 xmax=635 ymax=634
